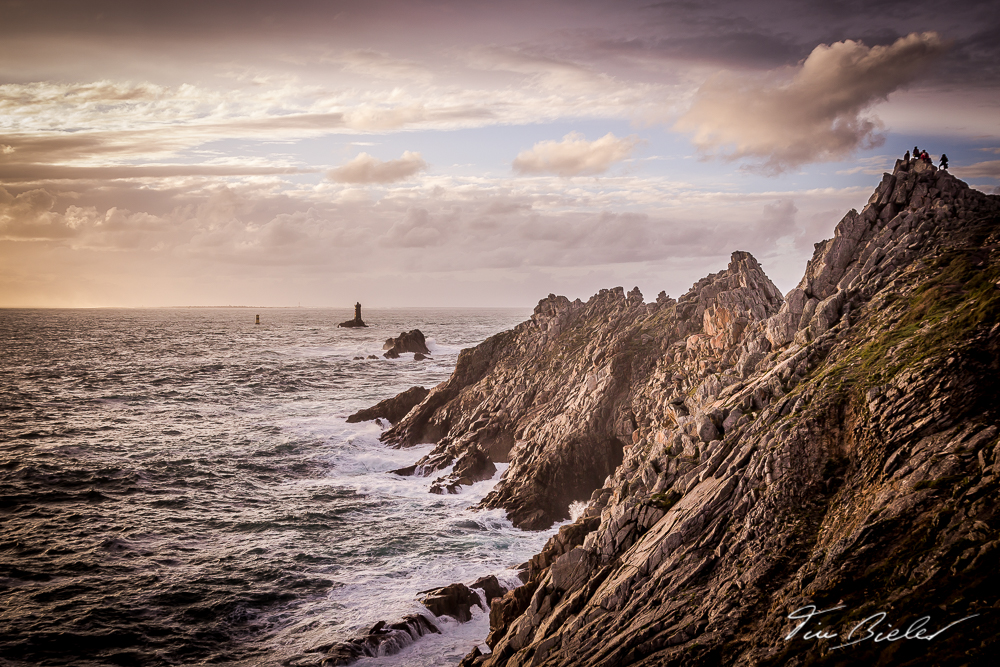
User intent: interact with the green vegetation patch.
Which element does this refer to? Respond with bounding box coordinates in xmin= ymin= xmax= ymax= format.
xmin=809 ymin=245 xmax=1000 ymax=403
xmin=648 ymin=489 xmax=683 ymax=511
xmin=913 ymin=474 xmax=971 ymax=492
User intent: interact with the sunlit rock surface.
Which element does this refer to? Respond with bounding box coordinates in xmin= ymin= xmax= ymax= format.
xmin=385 ymin=162 xmax=1000 ymax=666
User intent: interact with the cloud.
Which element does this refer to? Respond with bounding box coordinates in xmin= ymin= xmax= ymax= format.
xmin=337 ymin=50 xmax=433 ymax=82
xmin=0 ymin=187 xmax=69 ymax=240
xmin=0 ymin=162 xmax=304 ymax=183
xmin=756 ymin=200 xmax=798 ymax=242
xmin=591 ymin=31 xmax=802 ymax=70
xmin=952 ymin=160 xmax=1000 ymax=179
xmin=384 ymin=208 xmax=443 ymax=247
xmin=675 ymin=32 xmax=947 ymax=173
xmin=328 ymin=151 xmax=427 ymax=184
xmin=512 ymin=132 xmax=639 ymax=176
xmin=1 ymin=168 xmax=874 ymax=308
xmin=835 ymin=154 xmax=896 ymax=175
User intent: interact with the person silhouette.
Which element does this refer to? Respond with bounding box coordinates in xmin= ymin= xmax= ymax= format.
xmin=904 ymin=150 xmax=910 ymax=162
xmin=940 ymin=154 xmax=949 ymax=170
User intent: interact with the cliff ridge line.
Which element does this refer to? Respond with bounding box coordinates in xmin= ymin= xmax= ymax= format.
xmin=449 ymin=160 xmax=1000 ymax=666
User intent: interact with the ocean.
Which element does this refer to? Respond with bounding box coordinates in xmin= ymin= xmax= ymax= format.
xmin=0 ymin=308 xmax=560 ymax=667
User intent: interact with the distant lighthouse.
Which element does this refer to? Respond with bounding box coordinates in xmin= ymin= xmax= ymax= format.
xmin=255 ymin=314 xmax=260 ymax=325
xmin=338 ymin=302 xmax=368 ymax=327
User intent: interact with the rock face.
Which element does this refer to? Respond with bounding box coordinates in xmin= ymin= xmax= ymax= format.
xmin=383 ymin=329 xmax=432 ymax=358
xmin=339 ymin=302 xmax=368 ymax=328
xmin=383 ymin=255 xmax=784 ymax=530
xmin=380 ymin=162 xmax=1000 ymax=665
xmin=429 ymin=444 xmax=497 ymax=494
xmin=346 ymin=386 xmax=429 ymax=425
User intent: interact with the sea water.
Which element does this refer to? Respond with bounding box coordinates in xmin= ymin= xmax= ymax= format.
xmin=0 ymin=308 xmax=558 ymax=666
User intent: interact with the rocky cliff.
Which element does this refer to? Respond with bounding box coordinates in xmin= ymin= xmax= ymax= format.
xmin=386 ymin=159 xmax=1000 ymax=665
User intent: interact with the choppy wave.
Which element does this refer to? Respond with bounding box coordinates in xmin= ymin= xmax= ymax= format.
xmin=0 ymin=307 xmax=548 ymax=667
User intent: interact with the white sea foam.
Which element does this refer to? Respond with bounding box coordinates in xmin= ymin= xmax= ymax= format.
xmin=1 ymin=307 xmax=542 ymax=667
xmin=569 ymin=499 xmax=589 ymax=521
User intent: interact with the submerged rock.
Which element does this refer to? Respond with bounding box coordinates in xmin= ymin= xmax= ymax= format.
xmin=346 ymin=386 xmax=429 ymax=425
xmin=291 ymin=614 xmax=438 ymax=666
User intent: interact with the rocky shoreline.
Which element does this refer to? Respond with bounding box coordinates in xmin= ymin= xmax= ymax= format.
xmin=326 ymin=160 xmax=1000 ymax=666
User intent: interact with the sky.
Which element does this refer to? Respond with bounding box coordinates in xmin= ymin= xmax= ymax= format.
xmin=2 ymin=0 xmax=999 ymax=308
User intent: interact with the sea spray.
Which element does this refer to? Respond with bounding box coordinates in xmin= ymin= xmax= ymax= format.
xmin=0 ymin=307 xmax=553 ymax=666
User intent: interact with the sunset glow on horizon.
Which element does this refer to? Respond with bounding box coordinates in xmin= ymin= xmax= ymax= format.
xmin=2 ymin=0 xmax=999 ymax=308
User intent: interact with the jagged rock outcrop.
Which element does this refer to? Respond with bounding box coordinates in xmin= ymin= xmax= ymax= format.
xmin=429 ymin=444 xmax=497 ymax=494
xmin=383 ymin=256 xmax=783 ymax=530
xmin=383 ymin=329 xmax=432 ymax=358
xmin=346 ymin=386 xmax=429 ymax=425
xmin=449 ymin=161 xmax=1000 ymax=666
xmin=373 ymin=160 xmax=999 ymax=665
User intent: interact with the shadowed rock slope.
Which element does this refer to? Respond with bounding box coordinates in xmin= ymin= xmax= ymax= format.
xmin=382 ymin=253 xmax=784 ymax=530
xmin=379 ymin=159 xmax=1000 ymax=665
xmin=383 ymin=252 xmax=782 ymax=529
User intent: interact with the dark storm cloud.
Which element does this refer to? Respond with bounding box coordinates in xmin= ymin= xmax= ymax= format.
xmin=592 ymin=31 xmax=802 ymax=69
xmin=624 ymin=0 xmax=1000 ymax=84
xmin=3 ymin=0 xmax=998 ymax=88
xmin=0 ymin=0 xmax=569 ymax=40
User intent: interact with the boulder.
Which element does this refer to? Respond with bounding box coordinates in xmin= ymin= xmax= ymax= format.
xmin=383 ymin=329 xmax=431 ymax=357
xmin=429 ymin=445 xmax=496 ymax=494
xmin=303 ymin=614 xmax=438 ymax=666
xmin=421 ymin=583 xmax=484 ymax=622
xmin=486 ymin=581 xmax=539 ymax=647
xmin=347 ymin=386 xmax=429 ymax=425
xmin=470 ymin=575 xmax=508 ymax=606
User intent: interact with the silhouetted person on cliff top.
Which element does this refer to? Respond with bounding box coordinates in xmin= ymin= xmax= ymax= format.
xmin=940 ymin=154 xmax=949 ymax=170
xmin=904 ymin=150 xmax=910 ymax=162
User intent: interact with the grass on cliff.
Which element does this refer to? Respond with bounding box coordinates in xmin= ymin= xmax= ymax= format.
xmin=647 ymin=489 xmax=683 ymax=511
xmin=811 ymin=247 xmax=1000 ymax=403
